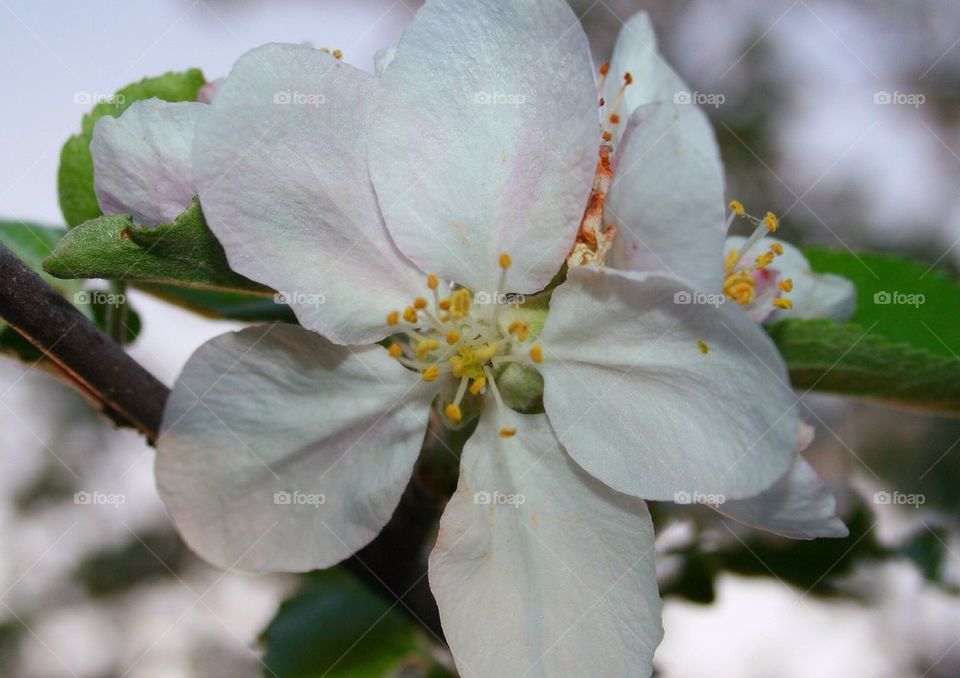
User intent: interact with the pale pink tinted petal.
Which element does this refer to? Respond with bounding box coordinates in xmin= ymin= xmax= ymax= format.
xmin=607 ymin=103 xmax=725 ymax=292
xmin=193 ymin=43 xmax=425 ymax=346
xmin=91 ymin=99 xmax=203 ymax=226
xmin=538 ymin=267 xmax=797 ymax=501
xmin=157 ymin=323 xmax=435 ymax=573
xmin=369 ymin=0 xmax=599 ymax=295
xmin=430 ymin=408 xmax=661 ymax=677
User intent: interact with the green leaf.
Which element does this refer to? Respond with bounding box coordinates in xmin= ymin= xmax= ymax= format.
xmin=43 ymin=200 xmax=272 ymax=294
xmin=0 ymin=219 xmax=143 ymax=358
xmin=805 ymin=248 xmax=960 ymax=359
xmin=262 ymin=569 xmax=425 ymax=678
xmin=770 ymin=318 xmax=960 ymax=414
xmin=57 ymin=69 xmax=205 ymax=227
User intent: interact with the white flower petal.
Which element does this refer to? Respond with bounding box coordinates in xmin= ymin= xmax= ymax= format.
xmin=603 ymin=11 xmax=719 ymax=160
xmin=538 ymin=267 xmax=797 ymax=501
xmin=91 ymin=99 xmax=203 ymax=226
xmin=369 ymin=0 xmax=599 ymax=295
xmin=429 ymin=408 xmax=661 ymax=677
xmin=193 ymin=43 xmax=425 ymax=346
xmin=725 ymin=236 xmax=857 ymax=323
xmin=373 ymin=47 xmax=396 ymax=75
xmin=157 ymin=323 xmax=434 ymax=573
xmin=717 ymin=455 xmax=848 ymax=539
xmin=607 ymin=103 xmax=725 ymax=292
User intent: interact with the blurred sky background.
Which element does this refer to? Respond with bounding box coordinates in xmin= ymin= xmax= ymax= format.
xmin=1 ymin=0 xmax=960 ymax=676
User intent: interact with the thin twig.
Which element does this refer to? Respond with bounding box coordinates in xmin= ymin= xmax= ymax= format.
xmin=0 ymin=243 xmax=167 ymax=441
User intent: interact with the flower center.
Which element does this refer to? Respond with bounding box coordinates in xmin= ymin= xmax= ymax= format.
xmin=722 ymin=201 xmax=794 ymax=311
xmin=384 ymin=254 xmax=543 ymax=434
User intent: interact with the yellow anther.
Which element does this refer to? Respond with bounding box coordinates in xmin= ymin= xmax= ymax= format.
xmin=723 ymin=248 xmax=740 ymax=273
xmin=779 ymin=278 xmax=794 ymax=292
xmin=414 ymin=297 xmax=428 ymax=310
xmin=508 ymin=320 xmax=529 ymax=342
xmin=451 ymin=289 xmax=471 ymax=318
xmin=499 ymin=428 xmax=517 ymax=438
xmin=386 ymin=310 xmax=399 ymax=326
xmin=421 ymin=365 xmax=440 ymax=381
xmin=773 ymin=297 xmax=793 ymax=310
xmin=438 ymin=297 xmax=451 ymax=311
xmin=770 ymin=242 xmax=784 ymax=255
xmin=499 ymin=252 xmax=512 ymax=269
xmin=445 ymin=403 xmax=462 ymax=422
xmin=729 ymin=200 xmax=745 ymax=215
xmin=450 ymin=356 xmax=465 ymax=378
xmin=763 ymin=211 xmax=779 ymax=232
xmin=403 ymin=306 xmax=418 ymax=323
xmin=388 ymin=343 xmax=403 ymax=358
xmin=445 ymin=329 xmax=461 ymax=346
xmin=755 ymin=252 xmax=774 ymax=269
xmin=724 ymin=270 xmax=755 ymax=305
xmin=698 ymin=340 xmax=710 ymax=355
xmin=529 ymin=345 xmax=543 ymax=363
xmin=469 ymin=377 xmax=486 ymax=396
xmin=416 ymin=339 xmax=440 ymax=359
xmin=602 ymin=130 xmax=613 ymax=142
xmin=475 ymin=343 xmax=499 ymax=361
xmin=427 ymin=274 xmax=439 ymax=290
xmin=331 ymin=49 xmax=343 ymax=60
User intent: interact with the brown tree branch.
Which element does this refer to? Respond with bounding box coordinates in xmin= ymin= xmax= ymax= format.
xmin=0 ymin=243 xmax=168 ymax=441
xmin=0 ymin=242 xmax=444 ymax=639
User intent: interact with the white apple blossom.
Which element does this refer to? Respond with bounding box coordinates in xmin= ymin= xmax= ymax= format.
xmin=722 ymin=227 xmax=856 ymax=324
xmin=90 ymin=1 xmax=848 ymax=675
